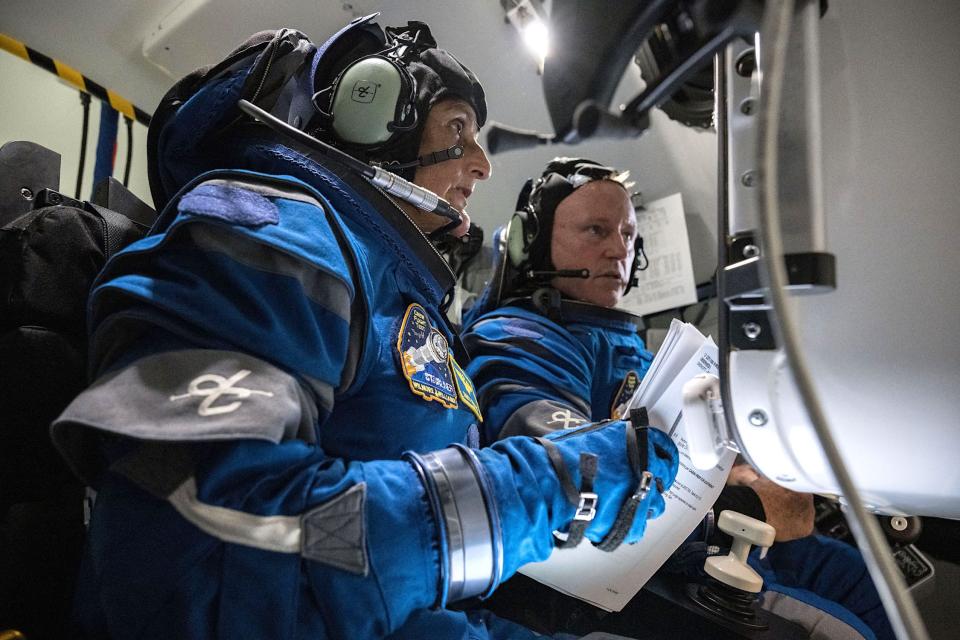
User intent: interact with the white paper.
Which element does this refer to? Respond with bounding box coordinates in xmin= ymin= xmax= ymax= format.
xmin=517 ymin=323 xmax=734 ymax=612
xmin=633 ymin=319 xmax=709 ymax=412
xmin=619 ymin=193 xmax=698 ymax=317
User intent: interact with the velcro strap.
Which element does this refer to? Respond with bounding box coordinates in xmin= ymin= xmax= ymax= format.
xmin=536 ymin=436 xmax=580 ymax=507
xmin=559 ymin=453 xmax=597 ymax=549
xmin=536 ymin=437 xmax=601 ymax=549
xmin=596 ymin=425 xmax=652 ymax=552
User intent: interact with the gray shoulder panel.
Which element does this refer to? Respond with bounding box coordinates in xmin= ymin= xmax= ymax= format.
xmin=500 ymin=398 xmax=591 ymax=440
xmin=52 ymin=349 xmax=316 ymax=484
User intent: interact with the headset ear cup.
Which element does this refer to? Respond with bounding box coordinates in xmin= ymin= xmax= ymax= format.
xmin=624 ymin=235 xmax=644 ymax=293
xmin=329 ymin=55 xmax=413 ymax=146
xmin=506 ymin=212 xmax=528 ymax=268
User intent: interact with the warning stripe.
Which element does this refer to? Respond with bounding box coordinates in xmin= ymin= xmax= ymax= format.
xmin=0 ymin=32 xmax=151 ymax=126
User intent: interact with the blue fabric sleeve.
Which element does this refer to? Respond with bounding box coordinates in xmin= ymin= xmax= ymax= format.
xmin=464 ymin=311 xmax=593 ymax=444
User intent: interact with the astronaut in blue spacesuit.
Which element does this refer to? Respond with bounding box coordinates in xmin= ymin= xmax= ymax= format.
xmin=49 ymin=18 xmax=680 ymax=640
xmin=461 ymin=158 xmax=895 ymax=640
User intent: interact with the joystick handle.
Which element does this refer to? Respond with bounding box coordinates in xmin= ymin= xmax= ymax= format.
xmin=704 ymin=510 xmax=776 ymax=593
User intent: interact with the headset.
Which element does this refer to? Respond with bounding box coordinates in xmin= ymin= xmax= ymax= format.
xmin=324 ymin=52 xmax=418 ymax=147
xmin=506 ymin=178 xmax=539 ymax=272
xmin=313 ymin=25 xmax=464 ymax=170
xmin=504 ymin=166 xmax=649 ymax=292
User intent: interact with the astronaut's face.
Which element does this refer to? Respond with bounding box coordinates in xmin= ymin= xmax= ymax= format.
xmin=405 ymin=99 xmax=491 ymax=237
xmin=550 ymin=180 xmax=636 ymax=308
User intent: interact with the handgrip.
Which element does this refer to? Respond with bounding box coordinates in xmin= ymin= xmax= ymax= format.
xmin=485 ymin=122 xmax=555 ymax=155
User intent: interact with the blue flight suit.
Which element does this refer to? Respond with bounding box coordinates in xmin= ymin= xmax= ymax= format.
xmin=52 ymin=160 xmax=490 ymax=638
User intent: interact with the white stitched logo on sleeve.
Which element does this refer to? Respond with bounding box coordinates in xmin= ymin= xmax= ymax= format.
xmin=549 ymin=409 xmax=586 ymax=429
xmin=169 ymin=370 xmax=274 ymax=417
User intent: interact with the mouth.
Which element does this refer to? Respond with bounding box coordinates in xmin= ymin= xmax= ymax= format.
xmin=596 ymin=272 xmax=625 ymax=285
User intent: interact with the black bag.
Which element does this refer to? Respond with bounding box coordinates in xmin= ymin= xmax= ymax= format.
xmin=0 ymin=142 xmax=153 ymax=639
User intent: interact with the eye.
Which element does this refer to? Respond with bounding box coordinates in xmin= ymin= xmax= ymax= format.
xmin=587 ymin=224 xmax=606 ymax=237
xmin=451 ymin=119 xmax=464 ymax=137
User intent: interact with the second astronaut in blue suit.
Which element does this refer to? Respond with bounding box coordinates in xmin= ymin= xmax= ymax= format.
xmin=463 ymin=157 xmax=893 ymax=640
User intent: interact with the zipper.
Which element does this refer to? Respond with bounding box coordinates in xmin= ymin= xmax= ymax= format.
xmin=249 ymin=31 xmax=285 ymax=105
xmin=378 ymin=185 xmax=457 ymax=282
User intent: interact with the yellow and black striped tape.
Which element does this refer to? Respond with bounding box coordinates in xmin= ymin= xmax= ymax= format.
xmin=0 ymin=33 xmax=152 ymax=126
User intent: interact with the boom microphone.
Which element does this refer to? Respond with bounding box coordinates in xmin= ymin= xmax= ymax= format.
xmin=526 ymin=268 xmax=590 ymax=280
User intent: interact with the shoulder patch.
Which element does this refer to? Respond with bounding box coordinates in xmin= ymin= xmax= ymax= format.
xmin=179 ymin=182 xmax=280 ymax=227
xmin=397 ymin=303 xmax=458 ymax=409
xmin=450 ymin=357 xmax=483 ymax=423
xmin=610 ymin=370 xmax=641 ymax=420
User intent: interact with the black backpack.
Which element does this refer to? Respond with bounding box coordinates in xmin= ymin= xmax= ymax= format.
xmin=0 ymin=141 xmax=155 ymax=639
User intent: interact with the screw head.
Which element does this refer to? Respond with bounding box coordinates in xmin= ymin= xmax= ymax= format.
xmin=890 ymin=516 xmax=909 ymax=532
xmin=735 ymin=49 xmax=756 ymax=77
xmin=748 ymin=410 xmax=768 ymax=426
xmin=20 ymin=187 xmax=33 ymax=200
xmin=742 ymin=244 xmax=760 ymax=259
xmin=49 ymin=192 xmax=62 ymax=204
xmin=740 ymin=170 xmax=758 ymax=188
xmin=742 ymin=322 xmax=762 ymax=340
xmin=740 ymin=98 xmax=756 ymax=116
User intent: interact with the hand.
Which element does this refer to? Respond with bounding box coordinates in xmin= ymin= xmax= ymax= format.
xmin=541 ymin=421 xmax=679 ymax=547
xmin=729 ymin=463 xmax=814 ymax=542
xmin=727 ymin=462 xmax=761 ymax=487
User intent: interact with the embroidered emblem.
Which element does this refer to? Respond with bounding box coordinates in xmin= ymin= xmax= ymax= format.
xmin=548 ymin=409 xmax=586 ymax=429
xmin=397 ymin=303 xmax=458 ymax=409
xmin=450 ymin=357 xmax=483 ymax=422
xmin=610 ymin=370 xmax=640 ymax=420
xmin=169 ymin=369 xmax=274 ymax=417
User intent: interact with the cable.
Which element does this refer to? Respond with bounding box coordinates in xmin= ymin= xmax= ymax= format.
xmin=93 ymin=104 xmax=119 ymax=194
xmin=237 ymin=99 xmax=462 ymax=225
xmin=123 ymin=117 xmax=133 ymax=187
xmin=756 ymin=2 xmax=929 ymax=638
xmin=75 ymin=91 xmax=91 ymax=200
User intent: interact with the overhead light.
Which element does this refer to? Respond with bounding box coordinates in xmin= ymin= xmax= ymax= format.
xmin=503 ymin=0 xmax=549 ymax=72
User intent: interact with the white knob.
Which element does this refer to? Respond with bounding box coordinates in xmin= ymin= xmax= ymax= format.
xmin=704 ymin=510 xmax=776 ymax=593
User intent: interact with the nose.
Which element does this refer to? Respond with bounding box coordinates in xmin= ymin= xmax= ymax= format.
xmin=606 ymin=232 xmax=631 ymax=261
xmin=466 ymin=138 xmax=491 ymax=181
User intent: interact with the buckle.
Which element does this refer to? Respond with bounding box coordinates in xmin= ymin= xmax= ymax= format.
xmin=574 ymin=492 xmax=598 ymax=521
xmin=633 ymin=471 xmax=653 ymax=501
